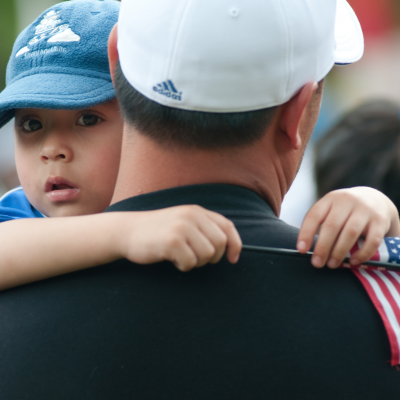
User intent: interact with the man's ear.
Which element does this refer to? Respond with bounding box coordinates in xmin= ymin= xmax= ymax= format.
xmin=279 ymin=82 xmax=318 ymax=150
xmin=108 ymin=23 xmax=119 ymax=84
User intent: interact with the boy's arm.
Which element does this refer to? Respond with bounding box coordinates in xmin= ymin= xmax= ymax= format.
xmin=297 ymin=187 xmax=400 ymax=268
xmin=0 ymin=206 xmax=242 ymax=291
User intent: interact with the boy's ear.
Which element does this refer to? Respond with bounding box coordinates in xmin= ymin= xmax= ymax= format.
xmin=108 ymin=23 xmax=119 ymax=84
xmin=279 ymin=82 xmax=318 ymax=150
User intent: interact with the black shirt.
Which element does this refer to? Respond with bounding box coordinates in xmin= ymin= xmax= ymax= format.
xmin=0 ymin=184 xmax=398 ymax=399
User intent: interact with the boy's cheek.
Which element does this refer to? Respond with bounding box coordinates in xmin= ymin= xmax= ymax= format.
xmin=15 ymin=149 xmax=42 ymax=207
xmin=14 ymin=152 xmax=31 ymax=189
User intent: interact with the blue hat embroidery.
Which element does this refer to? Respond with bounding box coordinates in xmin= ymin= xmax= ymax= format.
xmin=0 ymin=0 xmax=120 ymax=130
xmin=16 ymin=10 xmax=80 ymax=58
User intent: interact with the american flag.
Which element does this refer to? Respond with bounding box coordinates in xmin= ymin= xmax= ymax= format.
xmin=345 ymin=238 xmax=400 ymax=366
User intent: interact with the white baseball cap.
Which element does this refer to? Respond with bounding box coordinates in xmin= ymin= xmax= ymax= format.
xmin=118 ymin=0 xmax=363 ymax=113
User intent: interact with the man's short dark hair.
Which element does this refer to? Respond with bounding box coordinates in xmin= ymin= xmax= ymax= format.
xmin=114 ymin=61 xmax=278 ymax=149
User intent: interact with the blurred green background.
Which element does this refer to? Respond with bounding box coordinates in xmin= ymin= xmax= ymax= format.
xmin=0 ymin=0 xmax=17 ymax=91
xmin=0 ymin=0 xmax=68 ymax=91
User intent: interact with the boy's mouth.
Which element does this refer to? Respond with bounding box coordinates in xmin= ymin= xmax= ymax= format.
xmin=52 ymin=183 xmax=73 ymax=191
xmin=45 ymin=177 xmax=80 ymax=202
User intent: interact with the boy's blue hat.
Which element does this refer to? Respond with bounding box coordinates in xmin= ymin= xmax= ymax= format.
xmin=0 ymin=0 xmax=120 ymax=129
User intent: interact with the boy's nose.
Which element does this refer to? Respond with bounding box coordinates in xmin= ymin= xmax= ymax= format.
xmin=40 ymin=144 xmax=73 ymax=163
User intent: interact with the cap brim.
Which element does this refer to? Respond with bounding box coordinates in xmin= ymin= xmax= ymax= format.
xmin=334 ymin=0 xmax=364 ymax=65
xmin=0 ymin=73 xmax=115 ymax=129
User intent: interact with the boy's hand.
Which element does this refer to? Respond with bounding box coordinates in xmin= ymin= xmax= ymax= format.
xmin=118 ymin=205 xmax=242 ymax=272
xmin=296 ymin=187 xmax=400 ymax=269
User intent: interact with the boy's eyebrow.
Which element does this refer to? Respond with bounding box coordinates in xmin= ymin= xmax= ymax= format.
xmin=14 ymin=109 xmax=41 ymax=117
xmin=97 ymin=98 xmax=119 ymax=109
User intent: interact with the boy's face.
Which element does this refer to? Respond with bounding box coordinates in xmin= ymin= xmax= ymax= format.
xmin=14 ymin=100 xmax=124 ymax=217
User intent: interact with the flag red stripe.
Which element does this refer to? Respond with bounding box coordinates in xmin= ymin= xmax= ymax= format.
xmin=370 ymin=250 xmax=380 ymax=261
xmin=350 ymin=239 xmax=380 ymax=261
xmin=352 ymin=269 xmax=400 ymax=365
xmin=382 ymin=272 xmax=400 ymax=313
xmin=372 ymin=271 xmax=400 ymax=365
xmin=373 ymin=272 xmax=400 ymax=323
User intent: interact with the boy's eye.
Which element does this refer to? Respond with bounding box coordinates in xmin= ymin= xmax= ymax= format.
xmin=77 ymin=114 xmax=101 ymax=127
xmin=22 ymin=119 xmax=42 ymax=132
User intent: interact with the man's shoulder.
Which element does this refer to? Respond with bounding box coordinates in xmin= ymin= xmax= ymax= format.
xmin=0 ymin=187 xmax=43 ymax=221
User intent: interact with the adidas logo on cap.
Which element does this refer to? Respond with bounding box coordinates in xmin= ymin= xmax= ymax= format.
xmin=153 ymin=80 xmax=182 ymax=101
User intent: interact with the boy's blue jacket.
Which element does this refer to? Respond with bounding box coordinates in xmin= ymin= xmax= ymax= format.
xmin=0 ymin=187 xmax=44 ymax=222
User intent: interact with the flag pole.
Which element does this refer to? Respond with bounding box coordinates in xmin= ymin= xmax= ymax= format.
xmin=241 ymin=244 xmax=400 ymax=272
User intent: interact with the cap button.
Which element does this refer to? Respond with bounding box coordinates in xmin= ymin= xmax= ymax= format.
xmin=229 ymin=7 xmax=240 ymax=18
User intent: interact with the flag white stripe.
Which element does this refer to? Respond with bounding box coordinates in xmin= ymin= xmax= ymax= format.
xmin=359 ymin=269 xmax=400 ymax=362
xmin=389 ymin=271 xmax=400 ymax=286
xmin=374 ymin=271 xmax=400 ymax=315
xmin=378 ymin=240 xmax=389 ymax=262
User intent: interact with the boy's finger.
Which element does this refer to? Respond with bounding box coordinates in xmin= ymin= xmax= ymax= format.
xmin=197 ymin=218 xmax=228 ymax=264
xmin=225 ymin=235 xmax=243 ymax=264
xmin=297 ymin=199 xmax=331 ymax=253
xmin=171 ymin=242 xmax=199 ymax=272
xmin=185 ymin=226 xmax=220 ymax=267
xmin=311 ymin=203 xmax=353 ymax=268
xmin=325 ymin=213 xmax=369 ymax=268
xmin=349 ymin=222 xmax=386 ymax=266
xmin=205 ymin=212 xmax=242 ymax=264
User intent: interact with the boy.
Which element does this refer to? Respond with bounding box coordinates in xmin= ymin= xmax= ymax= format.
xmin=0 ymin=0 xmax=398 ymax=291
xmin=0 ymin=0 xmax=242 ymax=289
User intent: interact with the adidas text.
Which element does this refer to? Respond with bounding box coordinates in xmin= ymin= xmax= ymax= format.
xmin=153 ymin=80 xmax=182 ymax=101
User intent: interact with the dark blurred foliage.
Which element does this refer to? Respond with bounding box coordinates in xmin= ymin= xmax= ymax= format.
xmin=0 ymin=0 xmax=16 ymax=91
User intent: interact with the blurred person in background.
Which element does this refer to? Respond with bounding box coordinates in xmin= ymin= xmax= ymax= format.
xmin=281 ymin=0 xmax=400 ymax=227
xmin=332 ymin=0 xmax=400 ymax=110
xmin=315 ymin=99 xmax=400 ymax=210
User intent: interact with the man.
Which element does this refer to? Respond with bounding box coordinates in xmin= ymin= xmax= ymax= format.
xmin=0 ymin=1 xmax=399 ymax=399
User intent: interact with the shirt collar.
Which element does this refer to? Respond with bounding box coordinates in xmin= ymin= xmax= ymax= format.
xmin=106 ymin=183 xmax=276 ymax=219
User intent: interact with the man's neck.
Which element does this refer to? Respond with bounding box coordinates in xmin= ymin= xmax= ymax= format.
xmin=111 ymin=126 xmax=291 ymax=216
